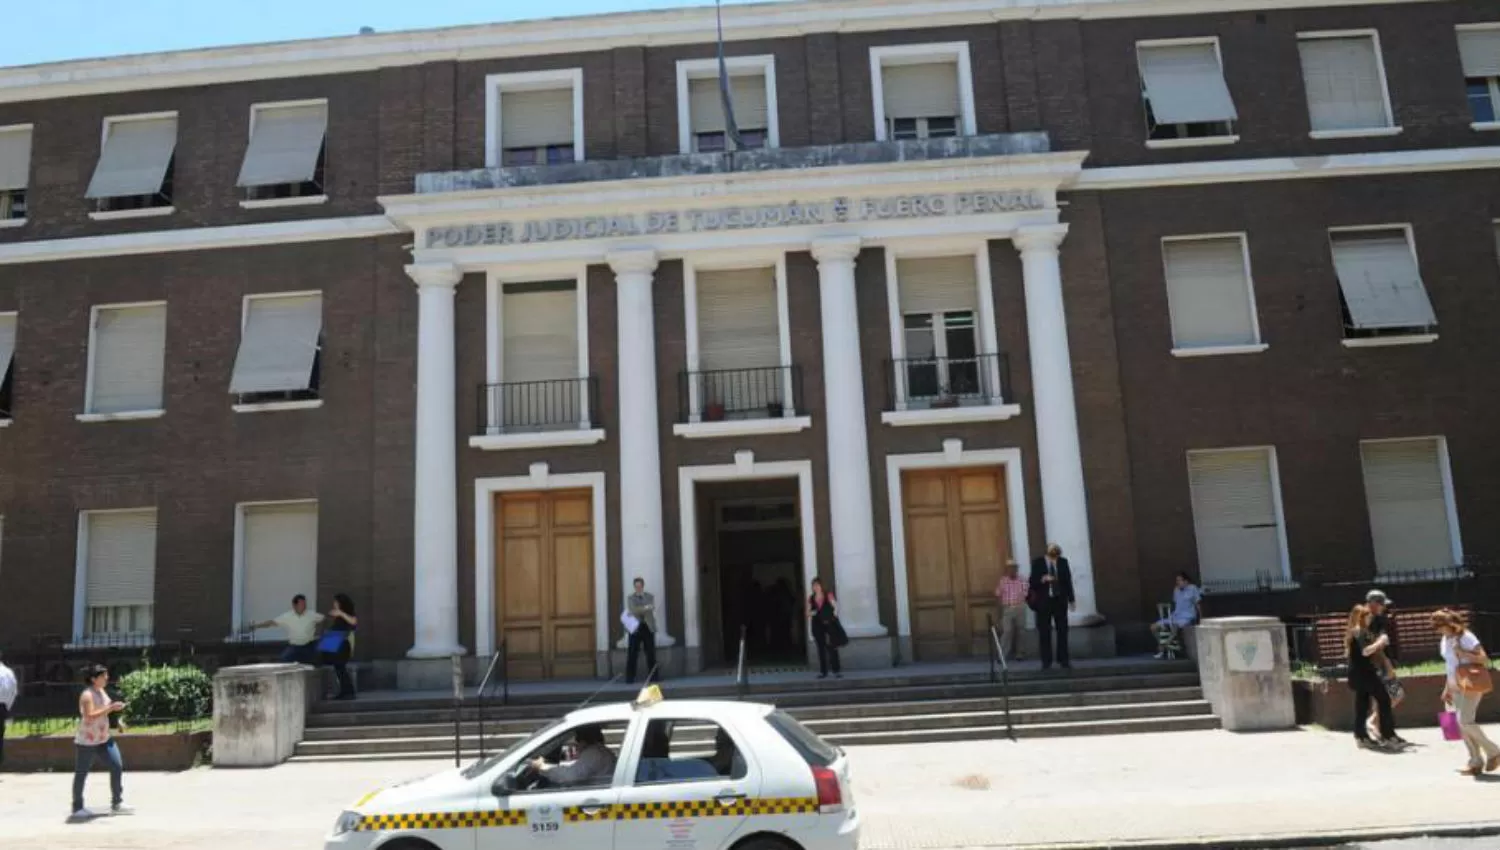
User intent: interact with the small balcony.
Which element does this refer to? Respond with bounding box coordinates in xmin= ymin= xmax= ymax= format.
xmin=674 ymin=365 xmax=811 ymax=439
xmin=470 ymin=376 xmax=605 ymax=451
xmin=882 ymin=352 xmax=1021 ymax=426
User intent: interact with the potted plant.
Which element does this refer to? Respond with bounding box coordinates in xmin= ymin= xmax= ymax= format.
xmin=930 ymin=387 xmax=960 ymax=409
xmin=704 ymin=401 xmax=727 ymax=421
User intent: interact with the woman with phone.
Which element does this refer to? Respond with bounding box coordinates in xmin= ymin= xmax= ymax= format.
xmin=70 ymin=664 xmax=131 ymax=821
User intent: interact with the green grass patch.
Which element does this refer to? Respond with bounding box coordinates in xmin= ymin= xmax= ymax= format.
xmin=11 ymin=718 xmax=211 ymax=739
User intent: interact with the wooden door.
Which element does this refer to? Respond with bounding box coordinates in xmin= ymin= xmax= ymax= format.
xmin=902 ymin=467 xmax=1010 ymax=660
xmin=495 ymin=489 xmax=596 ymax=680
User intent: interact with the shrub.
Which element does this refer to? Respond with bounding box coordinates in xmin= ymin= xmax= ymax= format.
xmin=117 ymin=664 xmax=212 ymax=724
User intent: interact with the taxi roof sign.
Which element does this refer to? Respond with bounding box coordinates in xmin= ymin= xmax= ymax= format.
xmin=632 ymin=684 xmax=664 ymax=709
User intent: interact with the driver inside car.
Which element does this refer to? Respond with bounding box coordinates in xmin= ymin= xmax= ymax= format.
xmin=528 ymin=724 xmax=616 ymax=787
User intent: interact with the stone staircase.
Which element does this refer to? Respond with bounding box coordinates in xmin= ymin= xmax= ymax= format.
xmin=292 ymin=659 xmax=1217 ymax=761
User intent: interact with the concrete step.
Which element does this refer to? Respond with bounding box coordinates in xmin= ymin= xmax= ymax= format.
xmin=821 ymin=713 xmax=1222 ymax=746
xmin=800 ymin=700 xmax=1212 ymax=737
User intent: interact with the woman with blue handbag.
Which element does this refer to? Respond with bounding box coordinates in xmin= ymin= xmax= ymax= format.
xmin=318 ymin=594 xmax=359 ymax=700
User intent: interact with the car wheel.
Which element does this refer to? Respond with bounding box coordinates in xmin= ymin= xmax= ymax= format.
xmin=378 ymin=839 xmax=440 ymax=850
xmin=731 ymin=834 xmax=801 ymax=850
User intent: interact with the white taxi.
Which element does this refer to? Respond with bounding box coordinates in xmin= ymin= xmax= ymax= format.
xmin=326 ymin=687 xmax=859 ymax=850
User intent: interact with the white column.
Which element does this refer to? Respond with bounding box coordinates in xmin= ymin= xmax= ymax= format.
xmin=810 ymin=236 xmax=886 ymax=638
xmin=609 ymin=248 xmax=673 ymax=646
xmin=1013 ymin=225 xmax=1099 ymax=624
xmin=406 ymin=262 xmax=466 ymax=657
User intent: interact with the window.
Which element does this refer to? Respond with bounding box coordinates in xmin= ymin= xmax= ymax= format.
xmin=1328 ymin=228 xmax=1437 ymax=341
xmin=766 ymin=710 xmax=838 ymax=767
xmin=690 ymin=265 xmax=785 ymax=419
xmin=1186 ymin=448 xmax=1288 ymax=589
xmin=1161 ymin=236 xmax=1262 ymax=352
xmin=1360 ymin=438 xmax=1459 ymax=575
xmin=230 ymin=292 xmax=322 ymax=406
xmin=896 ymin=255 xmax=982 ymax=404
xmin=238 ymin=101 xmax=328 ymax=202
xmin=79 ymin=509 xmax=158 ymax=644
xmin=238 ymin=501 xmax=318 ymax=639
xmin=870 ymin=43 xmax=975 ymax=141
xmin=85 ymin=303 xmax=167 ymax=416
xmin=1458 ymin=27 xmax=1500 ymax=126
xmin=1136 ymin=41 xmax=1237 ymax=144
xmin=505 ymin=720 xmax=628 ymax=792
xmin=0 ymin=312 xmax=14 ymax=419
xmin=1297 ymin=33 xmax=1395 ymax=136
xmin=0 ymin=125 xmax=31 ymax=223
xmin=678 ymin=57 xmax=777 ymax=154
xmin=636 ymin=719 xmax=747 ymax=784
xmin=495 ymin=280 xmax=583 ymax=432
xmin=485 ymin=70 xmax=583 ymax=169
xmin=86 ymin=113 xmax=177 ymax=214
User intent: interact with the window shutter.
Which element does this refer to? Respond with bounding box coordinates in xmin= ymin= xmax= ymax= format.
xmin=84 ymin=510 xmax=158 ymax=613
xmin=0 ymin=313 xmax=15 ymax=381
xmin=237 ymin=103 xmax=328 ymax=188
xmin=1330 ymin=231 xmax=1437 ymax=330
xmin=1458 ymin=29 xmax=1500 ymax=79
xmin=229 ymin=294 xmax=323 ymax=394
xmin=1297 ymin=37 xmax=1389 ymax=132
xmin=882 ymin=61 xmax=961 ymax=120
xmin=90 ymin=304 xmax=167 ymax=414
xmin=1361 ymin=440 xmax=1453 ymax=574
xmin=897 ymin=255 xmax=978 ymax=316
xmin=690 ymin=75 xmax=769 ymax=134
xmin=1162 ymin=238 xmax=1257 ymax=348
xmin=1187 ymin=449 xmax=1283 ymax=586
xmin=1137 ymin=43 xmax=1238 ymax=124
xmin=241 ymin=502 xmax=319 ymax=639
xmin=0 ymin=126 xmax=31 ymax=192
xmin=86 ymin=116 xmax=178 ymax=199
xmin=697 ymin=267 xmax=781 ymax=373
xmin=500 ymin=88 xmax=575 ymax=150
xmin=503 ymin=285 xmax=579 ymax=384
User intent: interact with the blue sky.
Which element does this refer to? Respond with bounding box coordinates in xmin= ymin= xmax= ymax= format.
xmin=1 ymin=0 xmax=772 ymax=68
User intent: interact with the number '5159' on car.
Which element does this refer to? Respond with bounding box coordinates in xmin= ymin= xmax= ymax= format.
xmin=325 ymin=687 xmax=859 ymax=850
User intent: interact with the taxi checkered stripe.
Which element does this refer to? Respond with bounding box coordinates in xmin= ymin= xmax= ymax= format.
xmin=355 ymin=798 xmax=817 ymax=831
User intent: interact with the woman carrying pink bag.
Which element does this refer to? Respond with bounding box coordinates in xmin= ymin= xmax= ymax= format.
xmin=1433 ymin=609 xmax=1499 ymax=776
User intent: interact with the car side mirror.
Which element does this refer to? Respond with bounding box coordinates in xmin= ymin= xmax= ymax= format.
xmin=492 ymin=773 xmax=516 ymax=797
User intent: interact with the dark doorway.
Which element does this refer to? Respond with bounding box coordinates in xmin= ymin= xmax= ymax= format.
xmin=696 ymin=478 xmax=807 ymax=670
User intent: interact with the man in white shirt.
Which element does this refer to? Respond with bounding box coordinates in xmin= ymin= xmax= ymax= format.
xmin=249 ymin=594 xmax=325 ymax=664
xmin=530 ymin=726 xmax=616 ymax=788
xmin=0 ymin=651 xmax=16 ymax=767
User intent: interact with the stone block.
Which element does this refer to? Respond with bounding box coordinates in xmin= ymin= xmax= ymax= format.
xmin=212 ymin=663 xmax=310 ymax=768
xmin=1195 ymin=616 xmax=1295 ymax=732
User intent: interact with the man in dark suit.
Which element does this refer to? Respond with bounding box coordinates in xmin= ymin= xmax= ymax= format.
xmin=1029 ymin=543 xmax=1076 ymax=670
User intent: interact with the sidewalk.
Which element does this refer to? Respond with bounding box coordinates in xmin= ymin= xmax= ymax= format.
xmin=2 ymin=726 xmax=1498 ymax=850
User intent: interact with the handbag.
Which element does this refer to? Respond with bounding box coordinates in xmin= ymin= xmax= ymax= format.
xmin=1458 ymin=662 xmax=1494 ymax=696
xmin=827 ymin=618 xmax=850 ymax=649
xmin=316 ymin=630 xmax=349 ymax=654
xmin=1439 ymin=710 xmax=1463 ymax=741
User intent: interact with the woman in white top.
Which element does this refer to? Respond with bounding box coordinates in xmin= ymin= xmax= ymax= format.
xmin=1433 ymin=609 xmax=1500 ymax=776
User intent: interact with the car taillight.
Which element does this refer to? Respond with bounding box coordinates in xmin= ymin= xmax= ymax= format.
xmin=812 ymin=765 xmax=843 ymax=812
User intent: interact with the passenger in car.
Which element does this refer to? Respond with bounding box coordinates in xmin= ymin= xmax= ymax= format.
xmin=707 ymin=728 xmax=745 ymax=778
xmin=531 ymin=725 xmax=616 ymax=787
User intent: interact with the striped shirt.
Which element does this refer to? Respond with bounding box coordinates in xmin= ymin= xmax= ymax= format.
xmin=996 ymin=576 xmax=1028 ymax=607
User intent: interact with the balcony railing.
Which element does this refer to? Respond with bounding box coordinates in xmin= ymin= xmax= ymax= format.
xmin=885 ymin=352 xmax=1011 ymax=411
xmin=477 ymin=376 xmax=600 ymax=435
xmin=679 ymin=365 xmax=803 ymax=423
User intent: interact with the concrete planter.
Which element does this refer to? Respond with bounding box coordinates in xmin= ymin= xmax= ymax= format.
xmin=1293 ymin=672 xmax=1500 ymax=731
xmin=1 ymin=730 xmax=210 ymax=772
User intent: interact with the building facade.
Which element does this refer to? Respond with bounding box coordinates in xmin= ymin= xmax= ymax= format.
xmin=0 ymin=0 xmax=1496 ymax=684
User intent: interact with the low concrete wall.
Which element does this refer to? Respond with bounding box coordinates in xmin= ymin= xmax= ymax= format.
xmin=2 ymin=732 xmax=209 ymax=772
xmin=212 ymin=663 xmax=311 ymax=768
xmin=1294 ymin=673 xmax=1500 ymax=731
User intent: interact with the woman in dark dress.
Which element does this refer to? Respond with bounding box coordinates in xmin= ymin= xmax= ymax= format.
xmin=1347 ymin=603 xmax=1397 ymax=751
xmin=321 ymin=594 xmax=359 ymax=700
xmin=808 ymin=578 xmax=842 ymax=680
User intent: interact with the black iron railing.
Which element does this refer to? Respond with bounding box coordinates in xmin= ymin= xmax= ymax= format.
xmin=985 ymin=614 xmax=1015 ymax=741
xmin=885 ymin=352 xmax=1011 ymax=411
xmin=679 ymin=365 xmax=802 ymax=423
xmin=477 ymin=377 xmax=599 ymax=436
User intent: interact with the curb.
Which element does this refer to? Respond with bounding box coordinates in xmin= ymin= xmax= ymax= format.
xmin=914 ymin=820 xmax=1500 ymax=849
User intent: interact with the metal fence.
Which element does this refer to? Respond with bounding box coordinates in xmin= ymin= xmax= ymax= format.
xmin=678 ymin=365 xmax=803 ymax=423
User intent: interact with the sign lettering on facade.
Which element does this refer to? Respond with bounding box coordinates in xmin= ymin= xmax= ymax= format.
xmin=424 ymin=190 xmax=1046 ymax=249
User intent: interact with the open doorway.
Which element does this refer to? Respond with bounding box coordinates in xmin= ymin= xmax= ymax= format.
xmin=695 ymin=478 xmax=807 ymax=670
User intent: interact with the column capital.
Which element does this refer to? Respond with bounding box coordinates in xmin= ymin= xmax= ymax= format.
xmin=1013 ymin=224 xmax=1069 ymax=256
xmin=607 ymin=248 xmax=659 ymax=276
xmin=810 ymin=235 xmax=862 ymax=265
xmin=405 ymin=262 xmax=464 ymax=290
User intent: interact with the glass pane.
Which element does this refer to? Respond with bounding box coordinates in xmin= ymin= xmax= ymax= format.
xmin=695 ymin=132 xmax=727 ymax=152
xmin=546 ymin=144 xmax=574 ymax=164
xmin=1469 ymin=79 xmax=1498 ymax=124
xmin=943 ymin=313 xmax=977 ymax=360
xmin=890 ymin=117 xmax=919 ymax=140
xmin=903 ymin=316 xmax=936 ymax=359
xmin=503 ymin=147 xmax=537 ymax=166
xmin=925 ymin=116 xmax=959 ymax=138
xmin=738 ymin=130 xmax=768 ymax=149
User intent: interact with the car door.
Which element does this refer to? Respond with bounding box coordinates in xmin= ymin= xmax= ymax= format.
xmin=475 ymin=719 xmax=629 ymax=850
xmin=613 ymin=713 xmax=761 ymax=850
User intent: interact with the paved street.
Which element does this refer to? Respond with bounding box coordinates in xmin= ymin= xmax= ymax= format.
xmin=2 ymin=726 xmax=1498 ymax=850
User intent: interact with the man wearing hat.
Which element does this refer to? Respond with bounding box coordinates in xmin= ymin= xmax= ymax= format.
xmin=1366 ymin=589 xmax=1408 ymax=746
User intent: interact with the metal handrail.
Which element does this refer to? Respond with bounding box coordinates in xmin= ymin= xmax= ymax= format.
xmin=987 ymin=615 xmax=1014 ymax=741
xmin=735 ymin=625 xmax=749 ymax=701
xmin=474 ymin=639 xmax=507 ymax=761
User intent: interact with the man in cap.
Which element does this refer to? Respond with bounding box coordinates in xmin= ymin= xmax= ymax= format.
xmin=1365 ymin=589 xmax=1407 ymax=746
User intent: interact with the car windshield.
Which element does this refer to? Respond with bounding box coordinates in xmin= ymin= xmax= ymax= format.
xmin=461 ymin=719 xmax=564 ymax=779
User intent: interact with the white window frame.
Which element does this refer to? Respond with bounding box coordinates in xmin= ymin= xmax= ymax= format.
xmin=0 ymin=309 xmax=15 ymax=423
xmin=1358 ymin=435 xmax=1464 ymax=575
xmin=474 ymin=265 xmax=602 ymax=451
xmin=1135 ymin=37 xmax=1240 ymax=150
xmin=79 ymin=300 xmax=168 ymax=422
xmin=676 ymin=253 xmax=810 ymax=439
xmin=675 ymin=55 xmax=780 ymax=155
xmin=1296 ymin=30 xmax=1401 ymax=140
xmin=1185 ymin=445 xmax=1294 ymax=586
xmin=72 ymin=507 xmax=158 ymax=644
xmin=88 ymin=111 xmax=179 ymax=221
xmin=1457 ymin=24 xmax=1500 ymax=132
xmin=1328 ymin=223 xmax=1438 ymax=348
xmin=0 ymin=123 xmax=32 ymax=229
xmin=229 ymin=498 xmax=319 ymax=636
xmin=484 ymin=69 xmax=585 ymax=169
xmin=232 ymin=290 xmax=325 ymax=413
xmin=880 ymin=240 xmax=1017 ymax=425
xmin=1160 ymin=232 xmax=1268 ymax=357
xmin=869 ymin=42 xmax=977 ymax=142
xmin=238 ymin=98 xmax=331 ymax=209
